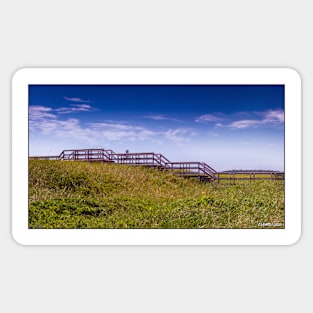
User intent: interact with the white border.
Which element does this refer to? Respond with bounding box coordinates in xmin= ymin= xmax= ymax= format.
xmin=12 ymin=68 xmax=301 ymax=245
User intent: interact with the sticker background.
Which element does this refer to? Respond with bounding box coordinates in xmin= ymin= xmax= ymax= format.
xmin=2 ymin=1 xmax=309 ymax=313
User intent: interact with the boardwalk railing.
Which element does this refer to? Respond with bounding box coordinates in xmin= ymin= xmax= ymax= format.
xmin=30 ymin=149 xmax=113 ymax=162
xmin=109 ymin=152 xmax=180 ymax=172
xmin=216 ymin=171 xmax=284 ymax=184
xmin=29 ymin=148 xmax=217 ymax=180
xmin=166 ymin=162 xmax=216 ymax=180
xmin=29 ymin=155 xmax=60 ymax=160
xmin=29 ymin=148 xmax=284 ymax=183
xmin=108 ymin=152 xmax=170 ymax=168
xmin=59 ymin=149 xmax=112 ymax=162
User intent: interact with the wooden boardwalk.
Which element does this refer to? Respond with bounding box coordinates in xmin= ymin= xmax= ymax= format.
xmin=216 ymin=171 xmax=284 ymax=184
xmin=29 ymin=148 xmax=284 ymax=183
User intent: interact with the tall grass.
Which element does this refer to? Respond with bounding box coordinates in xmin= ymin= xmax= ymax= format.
xmin=29 ymin=160 xmax=284 ymax=229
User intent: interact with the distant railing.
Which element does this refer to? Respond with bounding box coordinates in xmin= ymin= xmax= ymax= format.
xmin=215 ymin=171 xmax=284 ymax=183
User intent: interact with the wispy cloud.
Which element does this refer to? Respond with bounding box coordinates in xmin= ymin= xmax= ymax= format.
xmin=143 ymin=114 xmax=181 ymax=122
xmin=31 ymin=117 xmax=86 ymax=143
xmin=88 ymin=122 xmax=158 ymax=141
xmin=29 ymin=105 xmax=158 ymax=143
xmin=64 ymin=97 xmax=91 ymax=103
xmin=29 ymin=106 xmax=56 ymax=120
xmin=55 ymin=104 xmax=94 ymax=114
xmin=29 ymin=105 xmax=199 ymax=146
xmin=195 ymin=113 xmax=225 ymax=123
xmin=29 ymin=106 xmax=57 ymax=133
xmin=228 ymin=120 xmax=263 ymax=129
xmin=263 ymin=110 xmax=284 ymax=123
xmin=165 ymin=128 xmax=196 ymax=143
xmin=215 ymin=109 xmax=284 ymax=129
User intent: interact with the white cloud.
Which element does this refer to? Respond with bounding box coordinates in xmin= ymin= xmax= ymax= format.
xmin=263 ymin=109 xmax=284 ymax=123
xmin=88 ymin=122 xmax=158 ymax=141
xmin=29 ymin=105 xmax=159 ymax=144
xmin=216 ymin=109 xmax=284 ymax=129
xmin=55 ymin=104 xmax=93 ymax=114
xmin=64 ymin=97 xmax=91 ymax=103
xmin=29 ymin=106 xmax=58 ymax=134
xmin=195 ymin=113 xmax=225 ymax=123
xmin=229 ymin=119 xmax=262 ymax=129
xmin=30 ymin=116 xmax=84 ymax=137
xmin=29 ymin=106 xmax=56 ymax=120
xmin=143 ymin=114 xmax=181 ymax=122
xmin=143 ymin=114 xmax=168 ymax=121
xmin=165 ymin=128 xmax=196 ymax=143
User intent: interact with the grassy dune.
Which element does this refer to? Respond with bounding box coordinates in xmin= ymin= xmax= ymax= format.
xmin=29 ymin=160 xmax=285 ymax=229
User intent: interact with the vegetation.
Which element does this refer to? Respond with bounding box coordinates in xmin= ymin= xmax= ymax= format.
xmin=29 ymin=160 xmax=285 ymax=229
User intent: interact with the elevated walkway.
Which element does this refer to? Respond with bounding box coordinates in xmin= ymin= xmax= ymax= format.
xmin=29 ymin=148 xmax=217 ymax=181
xmin=29 ymin=148 xmax=284 ymax=183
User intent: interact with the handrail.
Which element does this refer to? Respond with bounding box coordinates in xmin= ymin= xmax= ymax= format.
xmin=109 ymin=152 xmax=161 ymax=166
xmin=215 ymin=171 xmax=285 ymax=183
xmin=29 ymin=156 xmax=60 ymax=160
xmin=200 ymin=162 xmax=216 ymax=178
xmin=104 ymin=149 xmax=115 ymax=155
xmin=166 ymin=161 xmax=216 ymax=179
xmin=57 ymin=149 xmax=112 ymax=161
xmin=155 ymin=153 xmax=171 ymax=167
xmin=218 ymin=171 xmax=284 ymax=174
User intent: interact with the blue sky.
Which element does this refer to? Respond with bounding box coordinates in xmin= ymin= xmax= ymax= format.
xmin=29 ymin=85 xmax=284 ymax=171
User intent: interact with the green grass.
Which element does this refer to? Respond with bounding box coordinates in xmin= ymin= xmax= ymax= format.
xmin=29 ymin=160 xmax=285 ymax=229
